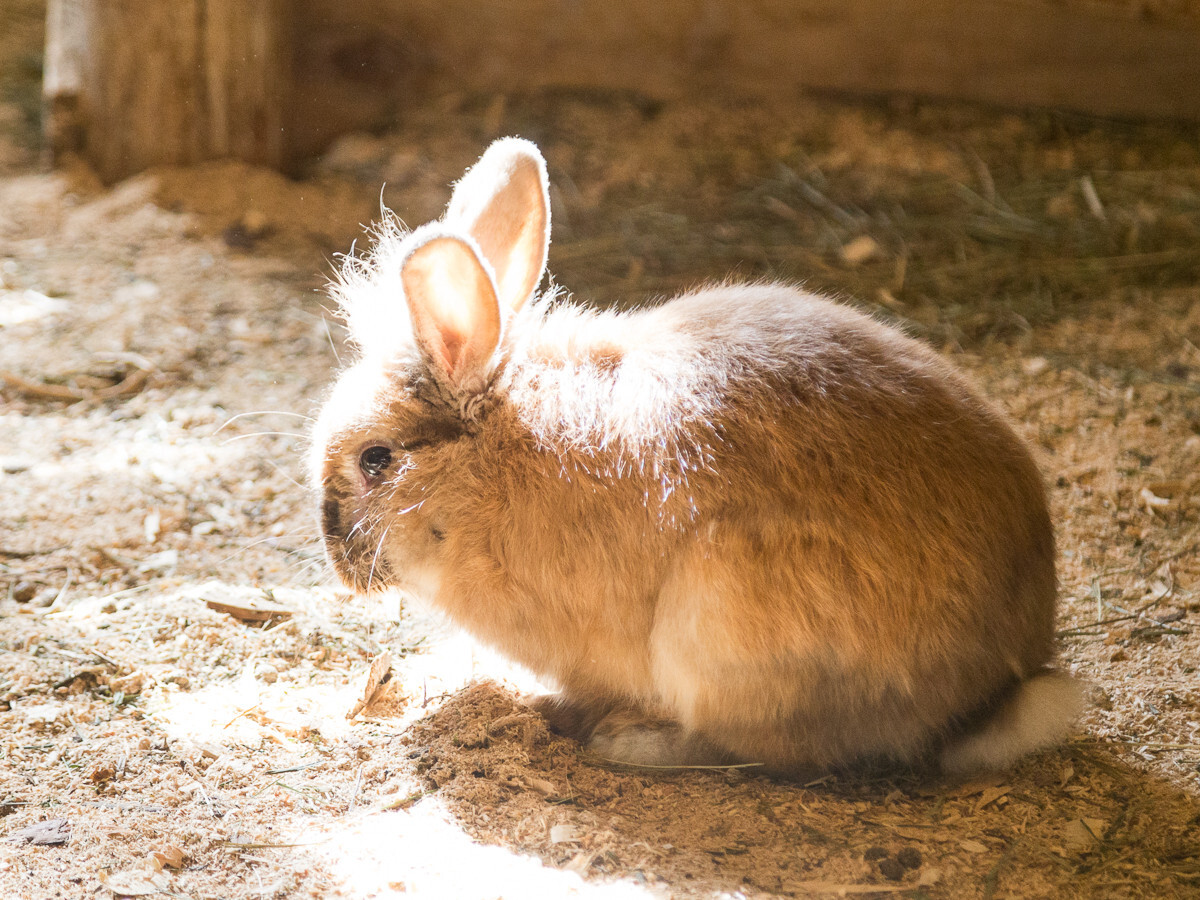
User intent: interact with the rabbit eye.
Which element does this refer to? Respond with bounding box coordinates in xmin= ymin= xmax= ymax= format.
xmin=358 ymin=445 xmax=393 ymax=480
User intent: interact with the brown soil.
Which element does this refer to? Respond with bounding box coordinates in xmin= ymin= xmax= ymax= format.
xmin=2 ymin=5 xmax=1199 ymax=898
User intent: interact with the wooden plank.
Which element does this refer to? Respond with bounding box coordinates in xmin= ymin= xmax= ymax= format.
xmin=202 ymin=0 xmax=288 ymax=164
xmin=44 ymin=0 xmax=1200 ymax=180
xmin=297 ymin=0 xmax=1200 ymax=129
xmin=724 ymin=0 xmax=1200 ymax=121
xmin=45 ymin=0 xmax=288 ymax=183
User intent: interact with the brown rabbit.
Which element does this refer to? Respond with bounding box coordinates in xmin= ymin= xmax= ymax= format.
xmin=313 ymin=138 xmax=1083 ymax=774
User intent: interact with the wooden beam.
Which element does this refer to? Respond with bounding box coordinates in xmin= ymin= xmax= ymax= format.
xmin=297 ymin=0 xmax=1200 ymax=125
xmin=44 ymin=0 xmax=1200 ymax=180
xmin=44 ymin=0 xmax=289 ymax=183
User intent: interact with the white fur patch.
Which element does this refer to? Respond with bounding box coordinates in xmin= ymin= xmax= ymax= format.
xmin=941 ymin=672 xmax=1087 ymax=774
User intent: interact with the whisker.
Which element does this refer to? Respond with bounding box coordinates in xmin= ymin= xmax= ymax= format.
xmin=214 ymin=410 xmax=315 ymax=436
xmin=219 ymin=431 xmax=305 ymax=445
xmin=366 ymin=523 xmax=392 ymax=595
xmin=213 ymin=531 xmax=324 ymax=568
xmin=323 ymin=315 xmax=342 ymax=366
xmin=262 ymin=458 xmax=307 ymax=491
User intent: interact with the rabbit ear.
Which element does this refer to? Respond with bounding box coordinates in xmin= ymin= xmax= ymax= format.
xmin=401 ymin=232 xmax=502 ymax=392
xmin=445 ymin=138 xmax=550 ymax=315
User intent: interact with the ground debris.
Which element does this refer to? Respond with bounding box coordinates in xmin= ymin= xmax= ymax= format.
xmin=203 ymin=586 xmax=295 ymax=623
xmin=98 ymin=863 xmax=171 ymax=897
xmin=7 ymin=818 xmax=70 ymax=846
xmin=2 ymin=36 xmax=1200 ymax=898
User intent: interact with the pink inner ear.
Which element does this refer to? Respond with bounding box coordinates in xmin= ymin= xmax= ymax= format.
xmin=439 ymin=331 xmax=467 ymax=374
xmin=401 ymin=234 xmax=502 ymax=388
xmin=446 ymin=142 xmax=549 ymax=314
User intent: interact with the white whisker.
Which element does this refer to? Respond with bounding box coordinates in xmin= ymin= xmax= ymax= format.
xmin=213 ymin=532 xmax=324 ymax=568
xmin=261 ymin=458 xmax=307 ymax=491
xmin=214 ymin=410 xmax=315 ymax=436
xmin=323 ymin=314 xmax=342 ymax=366
xmin=219 ymin=431 xmax=305 ymax=445
xmin=366 ymin=523 xmax=392 ymax=594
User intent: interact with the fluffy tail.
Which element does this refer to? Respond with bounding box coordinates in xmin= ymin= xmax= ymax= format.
xmin=940 ymin=670 xmax=1086 ymax=775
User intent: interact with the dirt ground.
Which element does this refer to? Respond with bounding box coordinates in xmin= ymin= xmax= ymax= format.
xmin=3 ymin=5 xmax=1200 ymax=899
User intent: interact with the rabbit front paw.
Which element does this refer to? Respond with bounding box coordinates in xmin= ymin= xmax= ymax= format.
xmin=586 ymin=709 xmax=734 ymax=768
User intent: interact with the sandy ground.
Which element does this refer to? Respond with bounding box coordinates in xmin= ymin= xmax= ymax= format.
xmin=2 ymin=6 xmax=1200 ymax=898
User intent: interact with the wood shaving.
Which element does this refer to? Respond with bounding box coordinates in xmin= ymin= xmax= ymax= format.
xmin=2 ymin=5 xmax=1198 ymax=895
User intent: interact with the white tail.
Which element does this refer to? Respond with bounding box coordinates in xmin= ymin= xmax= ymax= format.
xmin=941 ymin=671 xmax=1086 ymax=774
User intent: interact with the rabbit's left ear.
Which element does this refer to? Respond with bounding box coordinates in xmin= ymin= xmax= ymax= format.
xmin=445 ymin=138 xmax=550 ymax=315
xmin=401 ymin=231 xmax=502 ymax=393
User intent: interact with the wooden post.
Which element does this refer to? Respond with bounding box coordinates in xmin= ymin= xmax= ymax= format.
xmin=43 ymin=0 xmax=85 ymax=162
xmin=44 ymin=0 xmax=289 ymax=183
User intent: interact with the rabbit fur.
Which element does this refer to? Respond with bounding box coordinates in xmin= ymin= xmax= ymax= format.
xmin=313 ymin=137 xmax=1083 ymax=774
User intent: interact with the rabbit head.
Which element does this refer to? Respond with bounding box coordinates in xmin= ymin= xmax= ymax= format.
xmin=312 ymin=138 xmax=550 ymax=596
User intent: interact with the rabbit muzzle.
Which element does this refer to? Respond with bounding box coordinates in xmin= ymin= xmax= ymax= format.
xmin=319 ymin=473 xmax=400 ymax=594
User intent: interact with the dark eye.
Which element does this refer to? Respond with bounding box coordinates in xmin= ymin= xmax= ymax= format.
xmin=358 ymin=445 xmax=393 ymax=480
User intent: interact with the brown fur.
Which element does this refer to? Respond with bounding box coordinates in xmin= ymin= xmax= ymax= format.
xmin=312 ymin=138 xmax=1079 ymax=773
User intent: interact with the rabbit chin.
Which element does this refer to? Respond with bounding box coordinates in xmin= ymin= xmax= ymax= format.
xmin=391 ymin=560 xmax=442 ymax=601
xmin=331 ymin=547 xmax=443 ymax=601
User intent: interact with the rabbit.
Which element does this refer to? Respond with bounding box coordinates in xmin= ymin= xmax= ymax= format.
xmin=312 ymin=137 xmax=1084 ymax=775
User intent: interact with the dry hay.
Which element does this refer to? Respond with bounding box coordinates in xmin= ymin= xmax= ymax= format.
xmin=1 ymin=18 xmax=1199 ymax=898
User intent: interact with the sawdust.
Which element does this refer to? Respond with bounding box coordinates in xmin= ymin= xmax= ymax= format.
xmin=2 ymin=10 xmax=1199 ymax=897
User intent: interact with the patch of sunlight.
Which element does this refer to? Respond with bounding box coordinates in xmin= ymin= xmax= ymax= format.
xmin=394 ymin=621 xmax=552 ymax=703
xmin=0 ymin=288 xmax=69 ymax=326
xmin=137 ymin=631 xmax=514 ymax=753
xmin=116 ymin=583 xmax=553 ymax=753
xmin=144 ymin=664 xmax=358 ymax=752
xmin=79 ymin=423 xmax=263 ymax=488
xmin=307 ymin=797 xmax=655 ymax=899
xmin=1 ymin=400 xmax=300 ymax=496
